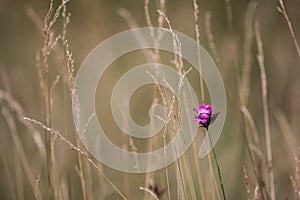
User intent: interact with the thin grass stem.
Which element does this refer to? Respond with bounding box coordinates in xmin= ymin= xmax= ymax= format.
xmin=278 ymin=0 xmax=300 ymax=58
xmin=23 ymin=117 xmax=128 ymax=200
xmin=206 ymin=127 xmax=227 ymax=200
xmin=255 ymin=21 xmax=275 ymax=200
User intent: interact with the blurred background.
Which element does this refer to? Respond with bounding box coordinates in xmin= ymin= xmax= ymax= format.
xmin=1 ymin=0 xmax=300 ymax=199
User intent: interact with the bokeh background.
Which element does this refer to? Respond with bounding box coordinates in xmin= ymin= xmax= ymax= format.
xmin=1 ymin=0 xmax=300 ymax=199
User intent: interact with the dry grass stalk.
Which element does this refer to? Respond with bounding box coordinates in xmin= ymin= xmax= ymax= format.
xmin=204 ymin=11 xmax=220 ymax=66
xmin=0 ymin=68 xmax=12 ymax=93
xmin=239 ymin=6 xmax=268 ymax=188
xmin=157 ymin=8 xmax=221 ymax=199
xmin=50 ymin=75 xmax=60 ymax=106
xmin=172 ymin=130 xmax=198 ymax=198
xmin=25 ymin=6 xmax=43 ymax=35
xmin=190 ymin=140 xmax=206 ymax=199
xmin=275 ymin=110 xmax=298 ymax=156
xmin=38 ymin=0 xmax=70 ymax=197
xmin=148 ymin=10 xmax=191 ymax=199
xmin=290 ymin=149 xmax=300 ymax=199
xmin=242 ymin=165 xmax=252 ymax=200
xmin=224 ymin=0 xmax=233 ymax=32
xmin=14 ymin=138 xmax=24 ymax=200
xmin=146 ymin=0 xmax=164 ymax=64
xmin=190 ymin=3 xmax=208 ymax=199
xmin=129 ymin=137 xmax=139 ymax=171
xmin=61 ymin=1 xmax=71 ymax=45
xmin=157 ymin=0 xmax=166 ymax=28
xmin=35 ymin=174 xmax=41 ymax=200
xmin=143 ymin=1 xmax=166 ymax=195
xmin=146 ymin=71 xmax=172 ymax=200
xmin=1 ymin=108 xmax=43 ymax=199
xmin=0 ymin=85 xmax=45 ymax=199
xmin=240 ymin=1 xmax=257 ymax=106
xmin=241 ymin=106 xmax=261 ymax=147
xmin=241 ymin=106 xmax=266 ymax=199
xmin=192 ymin=0 xmax=205 ymax=101
xmin=0 ymin=149 xmax=17 ymax=200
xmin=85 ymin=160 xmax=94 ymax=200
xmin=277 ymin=0 xmax=300 ymax=58
xmin=0 ymin=89 xmax=46 ymax=159
xmin=118 ymin=7 xmax=158 ymax=64
xmin=76 ymin=138 xmax=87 ymax=200
xmin=144 ymin=0 xmax=153 ymax=28
xmin=174 ymin=147 xmax=187 ymax=200
xmin=149 ymin=10 xmax=193 ymax=199
xmin=62 ymin=81 xmax=71 ymax=200
xmin=23 ymin=117 xmax=128 ymax=200
xmin=139 ymin=186 xmax=159 ymax=200
xmin=254 ymin=184 xmax=264 ymax=200
xmin=157 ymin=10 xmax=183 ymax=74
xmin=255 ymin=21 xmax=275 ymax=200
xmin=61 ymin=2 xmax=74 ymax=199
xmin=61 ymin=20 xmax=88 ymax=199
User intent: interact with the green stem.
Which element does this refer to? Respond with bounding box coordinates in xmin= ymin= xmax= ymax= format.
xmin=206 ymin=127 xmax=227 ymax=200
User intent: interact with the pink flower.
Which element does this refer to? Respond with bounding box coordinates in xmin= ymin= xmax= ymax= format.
xmin=194 ymin=104 xmax=219 ymax=128
xmin=197 ymin=104 xmax=213 ymax=115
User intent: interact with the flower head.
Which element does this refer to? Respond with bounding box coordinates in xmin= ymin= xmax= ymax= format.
xmin=194 ymin=104 xmax=219 ymax=128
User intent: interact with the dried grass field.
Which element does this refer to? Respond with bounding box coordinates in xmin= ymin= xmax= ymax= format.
xmin=1 ymin=0 xmax=300 ymax=199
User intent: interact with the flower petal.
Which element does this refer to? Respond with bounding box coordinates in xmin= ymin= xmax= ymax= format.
xmin=194 ymin=118 xmax=201 ymax=123
xmin=200 ymin=119 xmax=208 ymax=124
xmin=200 ymin=113 xmax=210 ymax=119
